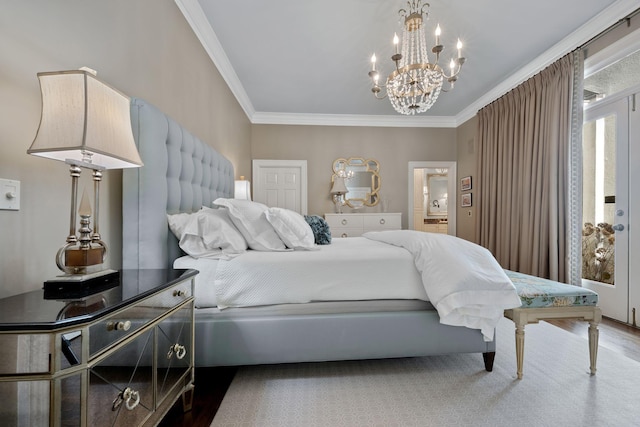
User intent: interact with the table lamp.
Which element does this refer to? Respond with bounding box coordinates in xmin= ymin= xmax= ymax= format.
xmin=28 ymin=68 xmax=143 ymax=286
xmin=234 ymin=176 xmax=251 ymax=200
xmin=330 ymin=176 xmax=349 ymax=214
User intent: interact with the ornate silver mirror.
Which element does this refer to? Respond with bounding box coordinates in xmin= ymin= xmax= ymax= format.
xmin=332 ymin=157 xmax=381 ymax=208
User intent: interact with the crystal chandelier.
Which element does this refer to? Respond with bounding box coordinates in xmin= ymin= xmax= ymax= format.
xmin=368 ymin=0 xmax=465 ymax=115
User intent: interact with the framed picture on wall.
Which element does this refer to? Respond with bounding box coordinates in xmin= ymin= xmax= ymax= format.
xmin=461 ymin=193 xmax=472 ymax=207
xmin=461 ymin=176 xmax=472 ymax=191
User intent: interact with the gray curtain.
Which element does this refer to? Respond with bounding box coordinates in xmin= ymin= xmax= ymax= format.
xmin=475 ymin=51 xmax=583 ymax=283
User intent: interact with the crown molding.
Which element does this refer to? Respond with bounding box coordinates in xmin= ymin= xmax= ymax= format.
xmin=455 ymin=0 xmax=640 ymax=123
xmin=174 ymin=0 xmax=255 ymax=119
xmin=251 ymin=112 xmax=457 ymax=128
xmin=177 ymin=0 xmax=639 ymax=129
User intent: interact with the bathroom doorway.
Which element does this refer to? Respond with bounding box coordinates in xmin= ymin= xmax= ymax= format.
xmin=408 ymin=161 xmax=457 ymax=236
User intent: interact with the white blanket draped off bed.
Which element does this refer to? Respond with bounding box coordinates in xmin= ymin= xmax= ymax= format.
xmin=365 ymin=230 xmax=522 ymax=341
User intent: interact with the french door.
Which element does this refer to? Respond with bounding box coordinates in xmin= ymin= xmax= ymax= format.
xmin=582 ymin=94 xmax=637 ymax=324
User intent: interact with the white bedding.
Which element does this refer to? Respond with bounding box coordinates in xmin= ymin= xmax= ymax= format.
xmin=364 ymin=230 xmax=522 ymax=341
xmin=176 ymin=231 xmax=521 ymax=341
xmin=210 ymin=237 xmax=426 ymax=309
xmin=173 ymin=256 xmax=221 ymax=308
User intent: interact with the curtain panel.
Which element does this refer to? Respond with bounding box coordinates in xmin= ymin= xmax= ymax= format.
xmin=475 ymin=51 xmax=583 ymax=283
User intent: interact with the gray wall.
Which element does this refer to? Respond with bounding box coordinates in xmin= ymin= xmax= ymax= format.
xmin=0 ymin=0 xmax=251 ymax=298
xmin=455 ymin=116 xmax=478 ymax=242
xmin=251 ymin=125 xmax=457 ymax=229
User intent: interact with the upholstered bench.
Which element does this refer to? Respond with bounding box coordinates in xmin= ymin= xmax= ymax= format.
xmin=503 ymin=270 xmax=601 ymax=379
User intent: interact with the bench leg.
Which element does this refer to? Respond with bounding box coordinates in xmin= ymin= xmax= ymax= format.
xmin=588 ymin=321 xmax=600 ymax=375
xmin=515 ymin=323 xmax=525 ymax=379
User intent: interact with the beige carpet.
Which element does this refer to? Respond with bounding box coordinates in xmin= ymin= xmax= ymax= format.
xmin=211 ymin=318 xmax=640 ymax=426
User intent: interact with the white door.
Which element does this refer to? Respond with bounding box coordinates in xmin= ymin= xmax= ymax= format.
xmin=252 ymin=160 xmax=308 ymax=214
xmin=582 ymin=97 xmax=630 ymax=322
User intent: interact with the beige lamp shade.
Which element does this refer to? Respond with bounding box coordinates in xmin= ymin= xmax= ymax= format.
xmin=28 ymin=69 xmax=143 ymax=169
xmin=234 ymin=177 xmax=252 ymax=200
xmin=330 ymin=176 xmax=349 ymax=195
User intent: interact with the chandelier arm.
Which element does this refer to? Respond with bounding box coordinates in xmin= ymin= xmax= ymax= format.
xmin=440 ymin=59 xmax=465 ymax=80
xmin=440 ymin=76 xmax=457 ymax=92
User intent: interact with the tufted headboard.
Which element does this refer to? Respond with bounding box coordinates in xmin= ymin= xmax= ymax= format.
xmin=122 ymin=98 xmax=234 ymax=269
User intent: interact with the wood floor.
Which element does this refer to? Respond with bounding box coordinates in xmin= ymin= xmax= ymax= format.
xmin=159 ymin=317 xmax=640 ymax=427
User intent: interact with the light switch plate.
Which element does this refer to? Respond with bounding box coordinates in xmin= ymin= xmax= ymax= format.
xmin=0 ymin=179 xmax=20 ymax=210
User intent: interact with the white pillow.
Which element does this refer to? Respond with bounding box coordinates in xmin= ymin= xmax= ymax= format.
xmin=265 ymin=207 xmax=315 ymax=249
xmin=198 ymin=207 xmax=248 ymax=254
xmin=167 ymin=212 xmax=208 ymax=257
xmin=167 ymin=207 xmax=247 ymax=259
xmin=213 ymin=198 xmax=286 ymax=251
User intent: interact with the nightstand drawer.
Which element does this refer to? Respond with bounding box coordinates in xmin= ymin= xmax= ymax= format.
xmin=89 ymin=282 xmax=191 ymax=358
xmin=156 ymin=304 xmax=193 ymax=406
xmin=88 ymin=329 xmax=154 ymax=426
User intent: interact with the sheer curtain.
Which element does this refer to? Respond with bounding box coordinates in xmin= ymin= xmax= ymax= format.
xmin=475 ymin=50 xmax=583 ymax=283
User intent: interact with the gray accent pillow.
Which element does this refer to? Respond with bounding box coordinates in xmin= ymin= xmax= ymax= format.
xmin=304 ymin=215 xmax=332 ymax=245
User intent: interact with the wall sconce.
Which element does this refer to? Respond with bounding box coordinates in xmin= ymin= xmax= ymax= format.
xmin=28 ymin=68 xmax=142 ymax=286
xmin=330 ymin=176 xmax=349 ymax=214
xmin=234 ymin=176 xmax=251 ymax=200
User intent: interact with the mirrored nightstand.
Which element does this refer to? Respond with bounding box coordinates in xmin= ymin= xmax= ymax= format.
xmin=0 ymin=269 xmax=197 ymax=426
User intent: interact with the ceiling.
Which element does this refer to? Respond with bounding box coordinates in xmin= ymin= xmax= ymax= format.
xmin=176 ymin=0 xmax=639 ymax=127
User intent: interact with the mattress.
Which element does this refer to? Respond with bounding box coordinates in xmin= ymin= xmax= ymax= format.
xmin=174 ymin=256 xmax=221 ymax=308
xmin=174 ymin=237 xmax=427 ymax=309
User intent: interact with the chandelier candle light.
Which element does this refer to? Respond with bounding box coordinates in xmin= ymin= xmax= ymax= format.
xmin=368 ymin=0 xmax=465 ymax=115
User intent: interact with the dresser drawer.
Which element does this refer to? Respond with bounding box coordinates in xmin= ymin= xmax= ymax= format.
xmin=333 ymin=228 xmax=363 ymax=238
xmin=325 ymin=213 xmax=401 ymax=237
xmin=89 ymin=282 xmax=192 ymax=358
xmin=363 ymin=214 xmax=401 ymax=230
xmin=325 ymin=214 xmax=363 ymax=229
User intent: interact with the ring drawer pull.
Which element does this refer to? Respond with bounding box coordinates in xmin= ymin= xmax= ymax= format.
xmin=341 ymin=219 xmax=347 ymax=225
xmin=167 ymin=343 xmax=187 ymax=360
xmin=112 ymin=387 xmax=140 ymax=411
xmin=341 ymin=233 xmax=348 ymax=238
xmin=379 ymin=218 xmax=386 ymax=224
xmin=106 ymin=320 xmax=131 ymax=332
xmin=173 ymin=289 xmax=186 ymax=297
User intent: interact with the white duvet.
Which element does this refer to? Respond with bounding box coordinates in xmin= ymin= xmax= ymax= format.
xmin=364 ymin=230 xmax=522 ymax=341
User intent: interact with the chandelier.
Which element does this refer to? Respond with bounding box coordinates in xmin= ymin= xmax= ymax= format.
xmin=368 ymin=0 xmax=465 ymax=115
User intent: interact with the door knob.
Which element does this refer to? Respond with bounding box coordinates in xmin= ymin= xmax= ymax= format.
xmin=612 ymin=224 xmax=625 ymax=232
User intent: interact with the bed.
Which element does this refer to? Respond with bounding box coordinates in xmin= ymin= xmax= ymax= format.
xmin=122 ymin=98 xmax=520 ymax=369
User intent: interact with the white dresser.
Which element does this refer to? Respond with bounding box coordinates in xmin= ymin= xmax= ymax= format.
xmin=324 ymin=213 xmax=402 ymax=237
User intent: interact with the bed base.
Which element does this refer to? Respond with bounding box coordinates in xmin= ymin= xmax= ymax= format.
xmin=194 ymin=309 xmax=496 ymax=369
